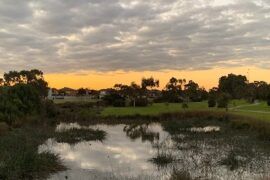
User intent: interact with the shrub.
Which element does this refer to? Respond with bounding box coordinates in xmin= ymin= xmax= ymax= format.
xmin=182 ymin=102 xmax=189 ymax=109
xmin=0 ymin=84 xmax=42 ymax=125
xmin=43 ymin=100 xmax=58 ymax=118
xmin=113 ymin=99 xmax=126 ymax=107
xmin=217 ymin=93 xmax=230 ymax=108
xmin=267 ymin=95 xmax=270 ymax=106
xmin=208 ymin=97 xmax=216 ymax=108
xmin=102 ymin=93 xmax=126 ymax=107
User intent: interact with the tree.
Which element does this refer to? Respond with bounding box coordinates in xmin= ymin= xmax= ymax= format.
xmin=77 ymin=88 xmax=87 ymax=96
xmin=3 ymin=69 xmax=48 ymax=97
xmin=218 ymin=74 xmax=248 ymax=99
xmin=162 ymin=77 xmax=186 ymax=103
xmin=217 ymin=93 xmax=231 ymax=110
xmin=0 ymin=84 xmax=42 ymax=125
xmin=267 ymin=94 xmax=270 ymax=106
xmin=182 ymin=80 xmax=209 ymax=102
xmin=141 ymin=77 xmax=159 ymax=90
xmin=208 ymin=96 xmax=216 ymax=108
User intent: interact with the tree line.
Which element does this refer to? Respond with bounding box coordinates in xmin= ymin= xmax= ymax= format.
xmin=102 ymin=73 xmax=270 ymax=108
xmin=1 ymin=69 xmax=270 ymax=125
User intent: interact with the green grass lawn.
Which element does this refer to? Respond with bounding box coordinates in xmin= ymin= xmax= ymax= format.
xmin=53 ymin=97 xmax=99 ymax=104
xmin=101 ymin=100 xmax=270 ymax=121
xmin=101 ymin=102 xmax=213 ymax=116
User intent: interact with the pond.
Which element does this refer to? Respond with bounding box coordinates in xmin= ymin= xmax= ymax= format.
xmin=39 ymin=122 xmax=270 ymax=180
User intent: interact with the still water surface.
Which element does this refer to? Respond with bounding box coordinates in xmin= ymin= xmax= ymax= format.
xmin=39 ymin=122 xmax=270 ymax=180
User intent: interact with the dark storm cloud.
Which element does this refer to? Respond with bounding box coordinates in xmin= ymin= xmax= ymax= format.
xmin=0 ymin=0 xmax=270 ymax=73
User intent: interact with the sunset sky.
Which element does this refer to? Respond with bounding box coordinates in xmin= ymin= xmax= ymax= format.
xmin=0 ymin=0 xmax=270 ymax=90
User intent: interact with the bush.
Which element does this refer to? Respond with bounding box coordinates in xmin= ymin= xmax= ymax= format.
xmin=267 ymin=95 xmax=270 ymax=106
xmin=182 ymin=102 xmax=188 ymax=109
xmin=208 ymin=97 xmax=216 ymax=108
xmin=102 ymin=93 xmax=126 ymax=107
xmin=113 ymin=99 xmax=126 ymax=107
xmin=43 ymin=100 xmax=58 ymax=118
xmin=0 ymin=84 xmax=42 ymax=125
xmin=217 ymin=93 xmax=230 ymax=108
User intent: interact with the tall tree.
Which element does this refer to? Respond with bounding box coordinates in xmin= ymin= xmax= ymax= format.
xmin=218 ymin=74 xmax=248 ymax=99
xmin=3 ymin=70 xmax=48 ymax=97
xmin=141 ymin=77 xmax=159 ymax=90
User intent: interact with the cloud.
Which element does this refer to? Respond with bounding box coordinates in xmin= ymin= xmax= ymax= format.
xmin=0 ymin=0 xmax=269 ymax=73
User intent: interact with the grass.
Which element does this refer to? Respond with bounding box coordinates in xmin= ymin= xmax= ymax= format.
xmin=101 ymin=102 xmax=210 ymax=116
xmin=101 ymin=100 xmax=270 ymax=121
xmin=53 ymin=97 xmax=99 ymax=104
xmin=149 ymin=153 xmax=175 ymax=167
xmin=55 ymin=128 xmax=107 ymax=144
xmin=0 ymin=126 xmax=66 ymax=179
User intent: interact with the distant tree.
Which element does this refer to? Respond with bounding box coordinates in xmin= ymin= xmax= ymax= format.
xmin=129 ymin=82 xmax=143 ymax=107
xmin=102 ymin=91 xmax=125 ymax=107
xmin=267 ymin=94 xmax=270 ymax=106
xmin=208 ymin=96 xmax=216 ymax=108
xmin=250 ymin=81 xmax=270 ymax=100
xmin=162 ymin=77 xmax=186 ymax=103
xmin=184 ymin=80 xmax=204 ymax=102
xmin=141 ymin=77 xmax=159 ymax=90
xmin=77 ymin=88 xmax=87 ymax=96
xmin=217 ymin=93 xmax=231 ymax=110
xmin=218 ymin=74 xmax=248 ymax=99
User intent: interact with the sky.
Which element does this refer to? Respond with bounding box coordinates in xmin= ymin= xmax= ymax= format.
xmin=0 ymin=0 xmax=270 ymax=90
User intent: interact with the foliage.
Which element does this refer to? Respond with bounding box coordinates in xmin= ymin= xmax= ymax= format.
xmin=55 ymin=128 xmax=106 ymax=144
xmin=0 ymin=84 xmax=42 ymax=125
xmin=218 ymin=74 xmax=248 ymax=99
xmin=267 ymin=95 xmax=270 ymax=106
xmin=3 ymin=69 xmax=48 ymax=97
xmin=77 ymin=88 xmax=87 ymax=96
xmin=217 ymin=93 xmax=230 ymax=108
xmin=208 ymin=96 xmax=216 ymax=108
xmin=43 ymin=100 xmax=59 ymax=118
xmin=182 ymin=102 xmax=189 ymax=109
xmin=0 ymin=127 xmax=65 ymax=179
xmin=102 ymin=92 xmax=126 ymax=107
xmin=141 ymin=77 xmax=159 ymax=90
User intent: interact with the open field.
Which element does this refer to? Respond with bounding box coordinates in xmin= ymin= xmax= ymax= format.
xmin=52 ymin=96 xmax=99 ymax=104
xmin=101 ymin=100 xmax=270 ymax=121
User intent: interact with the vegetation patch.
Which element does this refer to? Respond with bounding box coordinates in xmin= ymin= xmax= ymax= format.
xmin=149 ymin=152 xmax=175 ymax=167
xmin=55 ymin=128 xmax=107 ymax=144
xmin=0 ymin=127 xmax=66 ymax=179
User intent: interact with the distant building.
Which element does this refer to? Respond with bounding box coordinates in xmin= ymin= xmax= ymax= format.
xmin=99 ymin=88 xmax=114 ymax=98
xmin=59 ymin=87 xmax=78 ymax=96
xmin=47 ymin=88 xmax=64 ymax=100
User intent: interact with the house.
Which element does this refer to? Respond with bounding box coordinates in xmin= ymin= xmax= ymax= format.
xmin=59 ymin=87 xmax=78 ymax=96
xmin=99 ymin=88 xmax=114 ymax=99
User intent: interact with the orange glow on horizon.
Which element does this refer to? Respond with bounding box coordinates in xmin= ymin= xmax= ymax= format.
xmin=45 ymin=67 xmax=270 ymax=90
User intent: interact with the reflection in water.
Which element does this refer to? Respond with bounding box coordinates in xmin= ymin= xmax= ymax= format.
xmin=190 ymin=126 xmax=220 ymax=133
xmin=40 ymin=122 xmax=270 ymax=180
xmin=123 ymin=124 xmax=160 ymax=143
xmin=40 ymin=123 xmax=169 ymax=179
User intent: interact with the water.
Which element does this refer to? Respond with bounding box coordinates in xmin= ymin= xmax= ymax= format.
xmin=39 ymin=122 xmax=270 ymax=180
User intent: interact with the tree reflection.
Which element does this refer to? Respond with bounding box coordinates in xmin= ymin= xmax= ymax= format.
xmin=123 ymin=124 xmax=160 ymax=143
